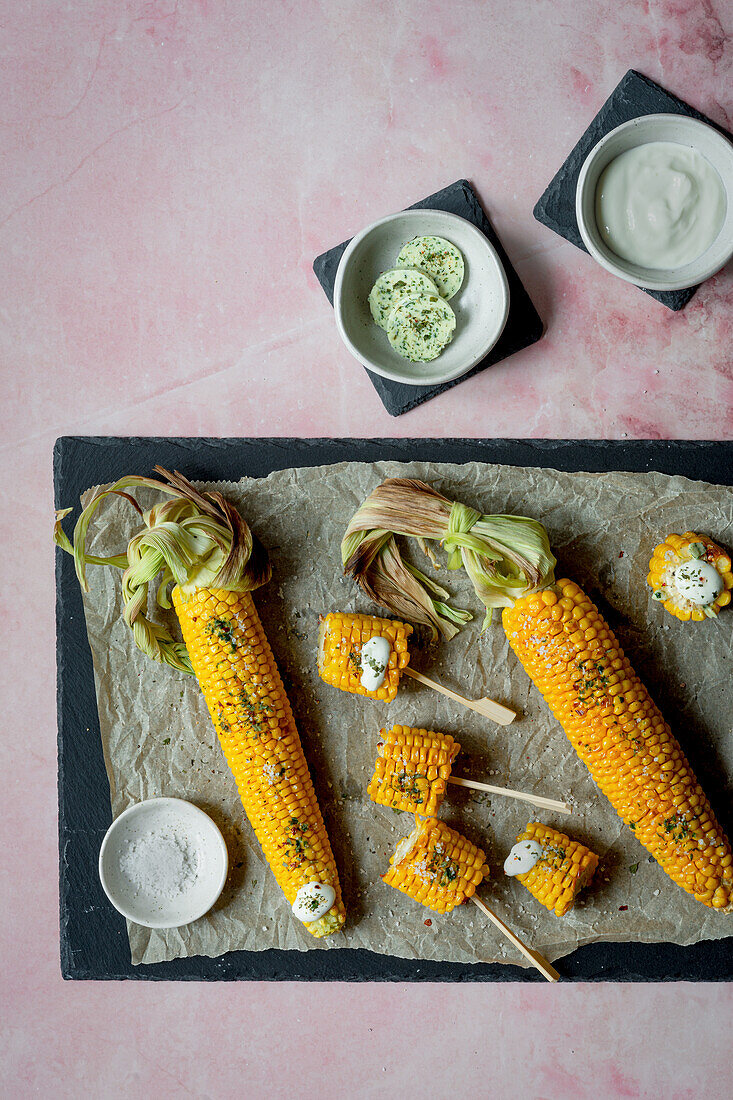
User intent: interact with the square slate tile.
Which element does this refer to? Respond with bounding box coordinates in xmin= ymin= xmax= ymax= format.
xmin=313 ymin=179 xmax=544 ymax=417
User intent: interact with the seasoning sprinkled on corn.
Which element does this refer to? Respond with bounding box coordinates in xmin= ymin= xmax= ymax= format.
xmin=368 ymin=725 xmax=460 ymax=817
xmin=382 ymin=818 xmax=489 ymax=913
xmin=647 ymin=532 xmax=732 ymax=620
xmin=503 ymin=581 xmax=733 ymax=911
xmin=317 ymin=612 xmax=412 ymax=701
xmin=173 ymin=586 xmax=345 ymax=935
xmin=505 ymin=823 xmax=598 ymax=917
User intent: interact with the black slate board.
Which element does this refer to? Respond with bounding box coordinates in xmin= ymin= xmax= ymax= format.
xmin=533 ymin=69 xmax=733 ymax=311
xmin=313 ymin=180 xmax=544 ymax=416
xmin=55 ymin=436 xmax=733 ymax=982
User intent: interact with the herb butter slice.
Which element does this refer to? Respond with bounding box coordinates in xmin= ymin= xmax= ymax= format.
xmin=368 ymin=268 xmax=440 ymax=330
xmin=386 ymin=294 xmax=456 ymax=362
xmin=395 ymin=236 xmax=464 ymax=299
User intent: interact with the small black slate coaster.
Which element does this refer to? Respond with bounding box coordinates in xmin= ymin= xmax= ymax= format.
xmin=534 ymin=69 xmax=733 ymax=311
xmin=313 ymin=179 xmax=544 ymax=417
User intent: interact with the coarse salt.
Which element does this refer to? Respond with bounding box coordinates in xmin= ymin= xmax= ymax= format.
xmin=119 ymin=829 xmax=200 ymax=898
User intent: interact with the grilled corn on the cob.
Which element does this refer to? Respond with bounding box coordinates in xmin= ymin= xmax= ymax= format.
xmin=368 ymin=725 xmax=460 ymax=817
xmin=503 ymin=580 xmax=733 ymax=911
xmin=317 ymin=612 xmax=412 ymax=701
xmin=173 ymin=586 xmax=345 ymax=935
xmin=505 ymin=822 xmax=598 ymax=917
xmin=55 ymin=469 xmax=345 ymax=936
xmin=383 ymin=817 xmax=489 ymax=913
xmin=647 ymin=532 xmax=732 ymax=620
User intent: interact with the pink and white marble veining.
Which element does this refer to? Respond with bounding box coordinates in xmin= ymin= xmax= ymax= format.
xmin=1 ymin=1 xmax=732 ymax=1096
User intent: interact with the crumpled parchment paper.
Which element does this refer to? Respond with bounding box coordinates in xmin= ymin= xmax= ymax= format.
xmin=78 ymin=460 xmax=733 ymax=967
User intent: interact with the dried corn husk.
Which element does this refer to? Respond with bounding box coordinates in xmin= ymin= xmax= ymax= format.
xmin=54 ymin=467 xmax=270 ymax=672
xmin=342 ymin=478 xmax=555 ymax=637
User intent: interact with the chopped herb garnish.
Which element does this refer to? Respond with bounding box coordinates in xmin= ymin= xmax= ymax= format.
xmin=207 ymin=617 xmax=237 ymax=653
xmin=238 ymin=684 xmax=273 ymax=734
xmin=423 ymin=847 xmax=459 ymax=887
xmin=539 ymin=843 xmax=569 ymax=871
xmin=282 ymin=817 xmax=312 ymax=869
xmin=391 ymin=770 xmax=426 ymax=806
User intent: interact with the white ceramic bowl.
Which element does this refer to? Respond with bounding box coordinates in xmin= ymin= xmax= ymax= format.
xmin=98 ymin=797 xmax=229 ymax=929
xmin=576 ymin=114 xmax=733 ymax=291
xmin=333 ymin=209 xmax=510 ymax=386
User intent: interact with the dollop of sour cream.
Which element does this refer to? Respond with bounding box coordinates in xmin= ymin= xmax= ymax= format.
xmin=504 ymin=839 xmax=543 ymax=877
xmin=673 ymin=560 xmax=723 ymax=606
xmin=359 ymin=635 xmax=391 ymax=691
xmin=292 ymin=882 xmax=336 ymax=923
xmin=595 ymin=141 xmax=726 ymax=270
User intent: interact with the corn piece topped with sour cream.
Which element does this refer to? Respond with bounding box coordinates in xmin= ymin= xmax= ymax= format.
xmin=317 ymin=612 xmax=412 ymax=702
xmin=647 ymin=532 xmax=732 ymax=621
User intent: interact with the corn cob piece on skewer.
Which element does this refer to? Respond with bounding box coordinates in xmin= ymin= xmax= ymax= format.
xmin=503 ymin=581 xmax=733 ymax=911
xmin=647 ymin=532 xmax=732 ymax=621
xmin=317 ymin=612 xmax=412 ymax=701
xmin=368 ymin=725 xmax=460 ymax=816
xmin=55 ymin=469 xmax=345 ymax=937
xmin=504 ymin=822 xmax=598 ymax=917
xmin=383 ymin=817 xmax=489 ymax=913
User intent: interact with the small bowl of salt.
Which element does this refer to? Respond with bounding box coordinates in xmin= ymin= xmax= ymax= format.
xmin=99 ymin=797 xmax=229 ymax=928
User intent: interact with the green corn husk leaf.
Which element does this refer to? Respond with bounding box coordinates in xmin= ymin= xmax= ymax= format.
xmin=54 ymin=467 xmax=270 ymax=674
xmin=53 ymin=508 xmax=131 ymax=572
xmin=342 ymin=477 xmax=556 ymax=638
xmin=403 ymin=562 xmax=451 ymax=599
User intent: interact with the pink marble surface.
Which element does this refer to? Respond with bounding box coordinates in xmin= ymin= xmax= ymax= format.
xmin=2 ymin=1 xmax=732 ymax=1096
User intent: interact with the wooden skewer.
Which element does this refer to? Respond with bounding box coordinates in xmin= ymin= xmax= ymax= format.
xmin=447 ymin=776 xmax=572 ymax=816
xmin=402 ymin=667 xmax=516 ymax=726
xmin=471 ymin=895 xmax=560 ymax=982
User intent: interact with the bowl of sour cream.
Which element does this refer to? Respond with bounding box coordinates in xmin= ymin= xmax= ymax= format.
xmin=576 ymin=114 xmax=733 ymax=291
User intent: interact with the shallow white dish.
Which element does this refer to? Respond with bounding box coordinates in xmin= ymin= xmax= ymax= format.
xmin=98 ymin=797 xmax=228 ymax=929
xmin=576 ymin=113 xmax=733 ymax=291
xmin=334 ymin=209 xmax=510 ymax=387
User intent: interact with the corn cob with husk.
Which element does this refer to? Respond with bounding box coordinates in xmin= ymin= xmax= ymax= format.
xmin=55 ymin=469 xmax=345 ymax=937
xmin=342 ymin=478 xmax=733 ymax=912
xmin=647 ymin=531 xmax=732 ymax=621
xmin=504 ymin=822 xmax=598 ymax=917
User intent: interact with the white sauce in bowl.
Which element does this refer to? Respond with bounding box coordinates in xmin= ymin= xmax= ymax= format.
xmin=595 ymin=141 xmax=726 ymax=269
xmin=359 ymin=635 xmax=391 ymax=691
xmin=504 ymin=839 xmax=543 ymax=877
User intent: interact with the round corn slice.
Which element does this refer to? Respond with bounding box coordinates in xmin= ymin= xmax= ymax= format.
xmin=647 ymin=531 xmax=733 ymax=621
xmin=395 ymin=236 xmax=465 ymax=299
xmin=368 ymin=267 xmax=441 ymax=330
xmin=386 ymin=294 xmax=456 ymax=362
